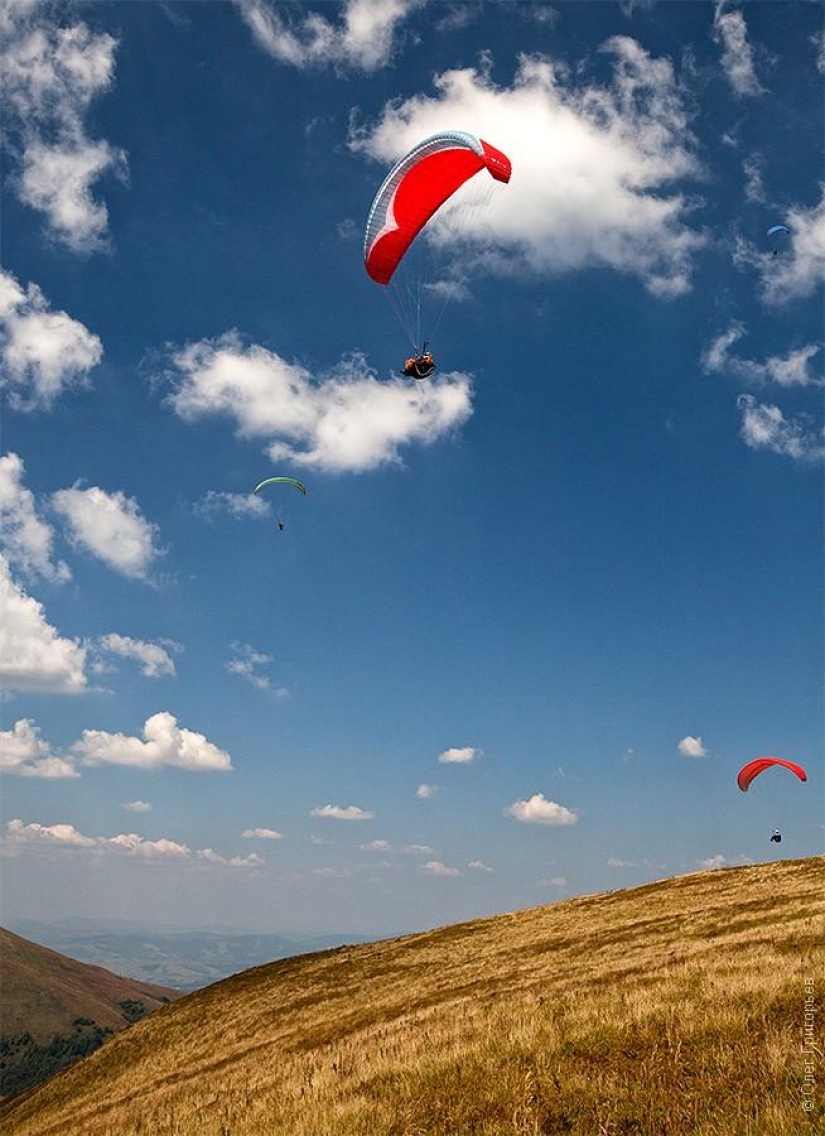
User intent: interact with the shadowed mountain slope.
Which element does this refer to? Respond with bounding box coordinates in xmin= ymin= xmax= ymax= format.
xmin=0 ymin=927 xmax=181 ymax=1041
xmin=2 ymin=858 xmax=822 ymax=1135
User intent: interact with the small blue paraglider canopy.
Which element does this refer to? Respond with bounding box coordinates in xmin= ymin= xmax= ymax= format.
xmin=767 ymin=224 xmax=790 ymax=239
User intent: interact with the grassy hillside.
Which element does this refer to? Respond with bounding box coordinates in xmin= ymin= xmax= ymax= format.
xmin=0 ymin=928 xmax=182 ymax=1096
xmin=0 ymin=927 xmax=181 ymax=1040
xmin=2 ymin=858 xmax=822 ymax=1135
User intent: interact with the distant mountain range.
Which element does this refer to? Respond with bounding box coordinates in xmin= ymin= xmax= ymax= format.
xmin=7 ymin=921 xmax=373 ymax=992
xmin=0 ymin=927 xmax=181 ymax=1097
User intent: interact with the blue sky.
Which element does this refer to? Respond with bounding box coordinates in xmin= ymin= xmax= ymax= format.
xmin=1 ymin=0 xmax=822 ymax=938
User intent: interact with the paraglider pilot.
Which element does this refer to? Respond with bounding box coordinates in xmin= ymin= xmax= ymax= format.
xmin=770 ymin=829 xmax=782 ymax=844
xmin=402 ymin=343 xmax=436 ymax=379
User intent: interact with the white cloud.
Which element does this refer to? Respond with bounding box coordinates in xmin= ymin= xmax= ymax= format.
xmin=742 ymin=154 xmax=766 ymax=205
xmin=242 ymin=827 xmax=283 ymax=840
xmin=712 ymin=4 xmax=764 ymax=98
xmin=437 ymin=746 xmax=480 ymax=765
xmin=5 ymin=817 xmax=260 ymax=867
xmin=226 ymin=642 xmax=288 ymax=697
xmin=505 ymin=793 xmax=578 ymax=825
xmin=678 ymin=735 xmax=707 ymax=758
xmin=360 ymin=839 xmax=434 ymax=854
xmin=0 ymin=719 xmax=78 ymax=778
xmin=196 ymin=847 xmax=263 ymax=868
xmin=72 ymin=711 xmax=234 ymax=772
xmin=52 ymin=485 xmax=162 ymax=580
xmin=0 ymin=270 xmax=102 ymax=411
xmin=122 ymin=800 xmax=152 ymax=813
xmin=95 ymin=634 xmax=179 ymax=678
xmin=813 ymin=31 xmax=825 ymax=75
xmin=0 ymin=452 xmax=70 ymax=582
xmin=702 ymin=324 xmax=822 ymax=388
xmin=697 ymin=853 xmax=728 ymax=870
xmin=416 ymin=782 xmax=438 ymax=799
xmin=468 ymin=859 xmax=493 ymax=872
xmin=310 ymin=804 xmax=374 ymax=821
xmin=541 ymin=875 xmax=567 ymax=886
xmin=423 ymin=859 xmax=460 ymax=876
xmin=167 ymin=336 xmax=473 ymax=474
xmin=0 ymin=556 xmax=88 ymax=694
xmin=351 ymin=39 xmax=705 ymax=297
xmin=6 ymin=819 xmax=95 ymax=847
xmin=737 ymin=395 xmax=824 ymax=464
xmin=234 ymin=0 xmax=421 ymax=72
xmin=0 ymin=9 xmax=126 ymax=251
xmin=735 ymin=190 xmax=825 ymax=305
xmin=607 ymin=857 xmax=637 ymax=868
xmin=194 ymin=491 xmax=270 ymax=520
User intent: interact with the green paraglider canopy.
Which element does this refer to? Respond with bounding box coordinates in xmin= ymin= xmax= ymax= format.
xmin=253 ymin=477 xmax=307 ymax=496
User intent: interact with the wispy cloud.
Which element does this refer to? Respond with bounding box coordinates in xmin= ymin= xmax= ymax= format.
xmin=712 ymin=3 xmax=765 ymax=98
xmin=122 ymin=800 xmax=152 ymax=813
xmin=416 ymin=782 xmax=438 ymax=799
xmin=234 ymin=0 xmax=422 ymax=73
xmin=94 ymin=634 xmax=179 ymax=678
xmin=242 ymin=827 xmax=283 ymax=840
xmin=194 ymin=491 xmax=269 ymax=521
xmin=423 ymin=859 xmax=460 ymax=876
xmin=0 ymin=271 xmax=102 ymax=411
xmin=702 ymin=324 xmax=822 ymax=389
xmin=737 ymin=396 xmax=824 ymax=464
xmin=0 ymin=6 xmax=127 ymax=251
xmin=226 ymin=643 xmax=288 ymax=697
xmin=167 ymin=337 xmax=473 ymax=474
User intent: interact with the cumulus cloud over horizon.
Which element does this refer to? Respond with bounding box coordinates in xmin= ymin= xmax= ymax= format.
xmin=166 ymin=336 xmax=473 ymax=474
xmin=0 ymin=271 xmax=102 ymax=411
xmin=4 ymin=818 xmax=261 ymax=867
xmin=351 ymin=39 xmax=705 ymax=297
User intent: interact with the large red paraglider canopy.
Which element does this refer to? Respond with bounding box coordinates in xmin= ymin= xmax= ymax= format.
xmin=737 ymin=756 xmax=807 ymax=792
xmin=364 ymin=131 xmax=511 ymax=286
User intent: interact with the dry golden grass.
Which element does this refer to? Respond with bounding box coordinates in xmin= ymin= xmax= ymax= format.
xmin=2 ymin=857 xmax=822 ymax=1135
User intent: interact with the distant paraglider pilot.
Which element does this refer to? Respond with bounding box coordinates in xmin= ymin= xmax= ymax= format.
xmin=770 ymin=829 xmax=782 ymax=844
xmin=402 ymin=344 xmax=436 ymax=379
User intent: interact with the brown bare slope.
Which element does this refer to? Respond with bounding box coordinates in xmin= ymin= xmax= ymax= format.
xmin=2 ymin=858 xmax=823 ymax=1136
xmin=0 ymin=927 xmax=181 ymax=1040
